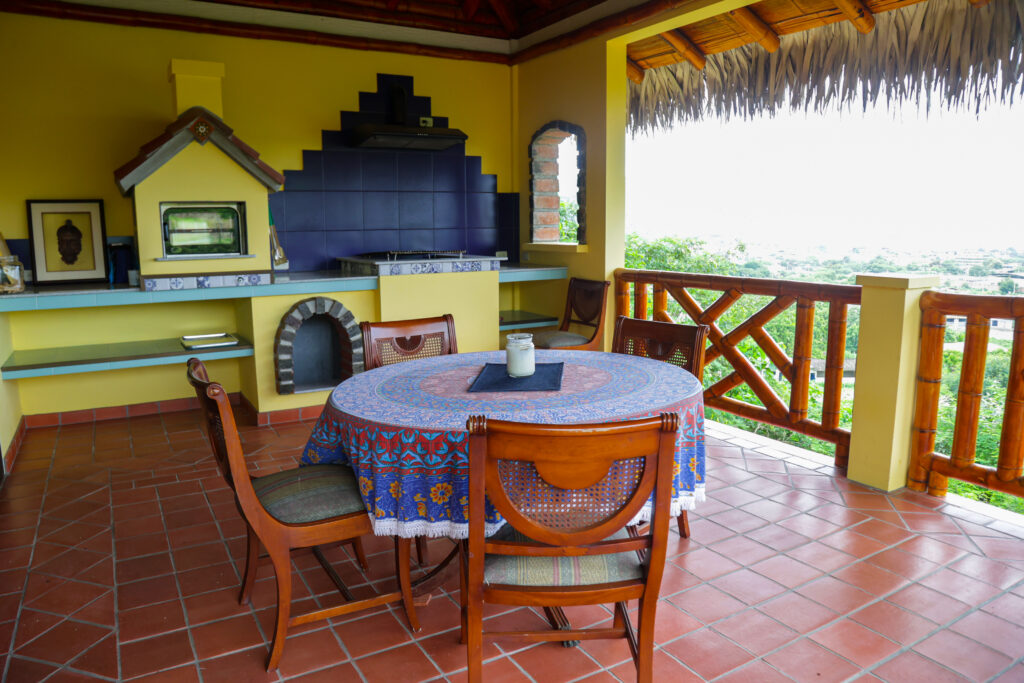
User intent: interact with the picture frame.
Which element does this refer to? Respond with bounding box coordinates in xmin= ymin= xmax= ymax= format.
xmin=26 ymin=200 xmax=108 ymax=285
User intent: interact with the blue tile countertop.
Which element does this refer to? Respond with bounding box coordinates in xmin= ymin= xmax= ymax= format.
xmin=0 ymin=264 xmax=566 ymax=312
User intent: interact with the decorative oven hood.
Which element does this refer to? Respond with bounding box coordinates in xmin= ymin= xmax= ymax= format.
xmin=351 ymin=122 xmax=467 ymax=150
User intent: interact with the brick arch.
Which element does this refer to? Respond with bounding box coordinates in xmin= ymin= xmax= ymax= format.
xmin=274 ymin=297 xmax=363 ymax=394
xmin=529 ymin=120 xmax=586 ymax=244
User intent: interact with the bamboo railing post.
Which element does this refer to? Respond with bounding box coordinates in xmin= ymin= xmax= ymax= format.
xmin=909 ymin=307 xmax=946 ymax=493
xmin=653 ymin=284 xmax=669 ymax=323
xmin=634 ymin=281 xmax=649 ymax=321
xmin=614 ymin=275 xmax=630 ymax=319
xmin=949 ymin=312 xmax=991 ymax=477
xmin=789 ymin=297 xmax=815 ymax=424
xmin=997 ymin=317 xmax=1024 ymax=482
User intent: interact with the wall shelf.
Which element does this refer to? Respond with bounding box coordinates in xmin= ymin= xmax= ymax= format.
xmin=498 ymin=310 xmax=558 ymax=331
xmin=1 ymin=335 xmax=254 ymax=379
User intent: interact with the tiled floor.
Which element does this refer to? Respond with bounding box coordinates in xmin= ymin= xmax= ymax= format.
xmin=2 ymin=414 xmax=1024 ymax=682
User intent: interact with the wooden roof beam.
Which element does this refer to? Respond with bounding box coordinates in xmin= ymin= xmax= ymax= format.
xmin=660 ymin=29 xmax=706 ymax=70
xmin=486 ymin=0 xmax=517 ymax=34
xmin=463 ymin=0 xmax=481 ymax=19
xmin=627 ymin=58 xmax=645 ymax=84
xmin=833 ymin=0 xmax=875 ymax=33
xmin=968 ymin=0 xmax=992 ymax=6
xmin=728 ymin=7 xmax=780 ymax=53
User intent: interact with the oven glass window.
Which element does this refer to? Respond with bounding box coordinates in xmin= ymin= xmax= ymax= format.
xmin=161 ymin=202 xmax=245 ymax=256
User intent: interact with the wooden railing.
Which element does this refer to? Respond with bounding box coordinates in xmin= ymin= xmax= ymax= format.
xmin=910 ymin=291 xmax=1024 ymax=498
xmin=614 ymin=269 xmax=861 ymax=468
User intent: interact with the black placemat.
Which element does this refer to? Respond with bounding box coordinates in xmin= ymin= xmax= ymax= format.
xmin=468 ymin=362 xmax=564 ymax=392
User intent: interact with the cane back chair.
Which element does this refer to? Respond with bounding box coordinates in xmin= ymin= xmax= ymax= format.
xmin=461 ymin=413 xmax=678 ymax=683
xmin=611 ymin=315 xmax=709 ymax=538
xmin=186 ymin=358 xmax=418 ymax=671
xmin=532 ymin=278 xmax=610 ymax=352
xmin=360 ymin=314 xmax=459 ymax=565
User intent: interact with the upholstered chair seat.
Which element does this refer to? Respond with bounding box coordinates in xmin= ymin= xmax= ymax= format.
xmin=252 ymin=464 xmax=366 ymax=525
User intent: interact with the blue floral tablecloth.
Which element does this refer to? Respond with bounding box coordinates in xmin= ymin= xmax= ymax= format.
xmin=301 ymin=350 xmax=705 ymax=538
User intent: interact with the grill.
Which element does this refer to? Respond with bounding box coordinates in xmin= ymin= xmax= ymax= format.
xmin=357 ymin=250 xmax=467 ymax=262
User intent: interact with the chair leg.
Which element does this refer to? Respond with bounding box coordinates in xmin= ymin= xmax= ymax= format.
xmin=465 ymin=577 xmax=484 ymax=683
xmin=265 ymin=547 xmax=293 ymax=672
xmin=634 ymin=596 xmax=658 ymax=683
xmin=395 ymin=537 xmax=420 ymax=632
xmin=415 ymin=536 xmax=429 ymax=565
xmin=458 ymin=542 xmax=468 ymax=645
xmin=677 ymin=511 xmax=690 ymax=538
xmin=349 ymin=536 xmax=369 ymax=572
xmin=239 ymin=525 xmax=259 ymax=605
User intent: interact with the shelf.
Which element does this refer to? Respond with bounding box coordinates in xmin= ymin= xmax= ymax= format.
xmin=1 ymin=335 xmax=254 ymax=379
xmin=498 ymin=310 xmax=559 ymax=331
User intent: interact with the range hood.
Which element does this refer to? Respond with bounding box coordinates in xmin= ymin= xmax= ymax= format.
xmin=352 ymin=123 xmax=467 ymax=150
xmin=351 ymin=82 xmax=467 ymax=150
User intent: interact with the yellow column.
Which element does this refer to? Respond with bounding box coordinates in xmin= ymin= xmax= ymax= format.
xmin=848 ymin=273 xmax=941 ymax=491
xmin=169 ymin=59 xmax=225 ymax=116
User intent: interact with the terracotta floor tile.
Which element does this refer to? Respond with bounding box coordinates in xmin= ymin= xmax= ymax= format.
xmin=674 ymin=548 xmax=742 ymax=580
xmin=991 ymin=663 xmax=1024 ymax=682
xmin=711 ymin=609 xmax=799 ymax=655
xmin=897 ymin=536 xmax=969 ymax=564
xmin=750 ymin=554 xmax=823 ymax=588
xmin=117 ymin=574 xmax=180 ymax=611
xmin=706 ymin=508 xmax=771 ymax=534
xmin=949 ymin=610 xmax=1024 ymax=659
xmin=834 ymin=561 xmax=911 ymax=596
xmin=3 ymin=656 xmax=58 ymax=682
xmin=354 ymin=642 xmax=440 ymax=683
xmin=119 ymin=599 xmax=186 ymax=642
xmin=866 ymin=547 xmax=941 ymax=580
xmin=743 ymin=523 xmax=808 ymax=551
xmin=70 ymin=631 xmax=119 ymax=679
xmin=757 ymin=592 xmax=838 ymax=632
xmin=949 ymin=553 xmax=1024 ymax=589
xmin=117 ymin=552 xmax=175 ymax=583
xmin=765 ymin=638 xmax=861 ymax=683
xmin=15 ymin=619 xmax=111 ymax=665
xmin=810 ymin=619 xmax=901 ymax=667
xmin=796 ymin=575 xmax=875 ymax=613
xmin=873 ymin=651 xmax=971 ymax=683
xmin=660 ymin=627 xmax=755 ymax=680
xmin=607 ymin=649 xmax=704 ymax=683
xmin=888 ymin=583 xmax=972 ymax=624
xmin=787 ymin=542 xmax=858 ymax=573
xmin=919 ymin=567 xmax=1003 ymax=606
xmin=981 ymin=591 xmax=1024 ymax=625
xmin=668 ymin=584 xmax=747 ymax=624
xmin=714 ymin=659 xmax=793 ymax=683
xmin=707 ymin=535 xmax=775 ymax=565
xmin=198 ymin=646 xmax=276 ymax=683
xmin=850 ymin=600 xmax=936 ymax=645
xmin=120 ymin=629 xmax=195 ymax=679
xmin=274 ymin=627 xmax=349 ymax=678
xmin=913 ymin=629 xmax=1012 ymax=681
xmin=332 ymin=610 xmax=414 ymax=658
xmin=710 ymin=568 xmax=787 ymax=605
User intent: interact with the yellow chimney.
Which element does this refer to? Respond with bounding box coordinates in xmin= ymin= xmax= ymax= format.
xmin=169 ymin=59 xmax=225 ymax=117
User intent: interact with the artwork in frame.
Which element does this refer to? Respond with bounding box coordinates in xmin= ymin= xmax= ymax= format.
xmin=26 ymin=200 xmax=108 ymax=284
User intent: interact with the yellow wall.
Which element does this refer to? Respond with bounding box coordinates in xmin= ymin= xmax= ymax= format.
xmin=134 ymin=144 xmax=272 ymax=275
xmin=0 ymin=314 xmax=22 ymax=471
xmin=246 ymin=290 xmax=378 ymax=413
xmin=0 ymin=12 xmax=514 ymax=241
xmin=379 ymin=271 xmax=499 ymax=353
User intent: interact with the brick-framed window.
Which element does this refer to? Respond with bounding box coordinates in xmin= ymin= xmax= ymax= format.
xmin=529 ymin=120 xmax=586 ymax=244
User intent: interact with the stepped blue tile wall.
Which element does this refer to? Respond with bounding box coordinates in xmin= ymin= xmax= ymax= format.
xmin=271 ymin=74 xmax=519 ymax=273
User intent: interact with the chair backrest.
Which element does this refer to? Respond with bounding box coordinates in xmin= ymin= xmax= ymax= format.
xmin=558 ymin=278 xmax=610 ymax=341
xmin=360 ymin=314 xmax=458 ymax=370
xmin=466 ymin=413 xmax=677 ymax=555
xmin=186 ymin=358 xmax=255 ymax=505
xmin=612 ymin=316 xmax=710 ymax=382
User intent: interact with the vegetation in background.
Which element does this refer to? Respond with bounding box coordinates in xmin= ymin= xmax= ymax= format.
xmin=559 ymin=200 xmax=578 ymax=243
xmin=624 ymin=233 xmax=1018 ymax=512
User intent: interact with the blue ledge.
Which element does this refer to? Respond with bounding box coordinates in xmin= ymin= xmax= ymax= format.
xmin=497 ymin=266 xmax=568 ymax=283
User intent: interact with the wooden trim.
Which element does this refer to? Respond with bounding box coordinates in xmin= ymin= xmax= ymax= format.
xmin=833 ymin=0 xmax=876 ymax=33
xmin=627 ymin=58 xmax=646 ymax=84
xmin=727 ymin=7 xmax=780 ymax=53
xmin=660 ymin=29 xmax=706 ymax=70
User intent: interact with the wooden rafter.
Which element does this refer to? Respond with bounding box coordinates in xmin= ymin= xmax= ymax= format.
xmin=833 ymin=0 xmax=876 ymax=33
xmin=660 ymin=29 xmax=706 ymax=70
xmin=627 ymin=58 xmax=645 ymax=84
xmin=462 ymin=0 xmax=480 ymax=19
xmin=728 ymin=7 xmax=780 ymax=53
xmin=486 ymin=0 xmax=517 ymax=34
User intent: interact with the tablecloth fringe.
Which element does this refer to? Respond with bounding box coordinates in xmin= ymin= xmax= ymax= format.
xmin=368 ymin=516 xmax=506 ymax=540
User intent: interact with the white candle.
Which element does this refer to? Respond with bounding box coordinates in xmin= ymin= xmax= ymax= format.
xmin=506 ymin=333 xmax=535 ymax=377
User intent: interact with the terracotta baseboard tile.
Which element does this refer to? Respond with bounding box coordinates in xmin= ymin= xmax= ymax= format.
xmin=25 ymin=413 xmax=60 ymax=428
xmin=299 ymin=405 xmax=323 ymax=420
xmin=94 ymin=406 xmax=128 ymax=421
xmin=127 ymin=402 xmax=161 ymax=417
xmin=60 ymin=409 xmax=95 ymax=425
xmin=268 ymin=408 xmax=302 ymax=425
xmin=159 ymin=397 xmax=199 ymax=413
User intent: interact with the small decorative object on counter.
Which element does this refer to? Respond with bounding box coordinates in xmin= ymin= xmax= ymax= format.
xmin=0 ymin=255 xmax=26 ymax=293
xmin=505 ymin=333 xmax=535 ymax=378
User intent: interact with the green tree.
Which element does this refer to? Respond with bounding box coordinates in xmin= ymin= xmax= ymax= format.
xmin=558 ymin=200 xmax=578 ymax=242
xmin=999 ymin=278 xmax=1016 ymax=295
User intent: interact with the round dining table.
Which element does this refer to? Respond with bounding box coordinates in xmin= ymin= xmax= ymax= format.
xmin=301 ymin=349 xmax=706 ymax=540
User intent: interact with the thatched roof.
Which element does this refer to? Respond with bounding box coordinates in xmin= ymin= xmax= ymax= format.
xmin=628 ymin=0 xmax=1024 ymax=132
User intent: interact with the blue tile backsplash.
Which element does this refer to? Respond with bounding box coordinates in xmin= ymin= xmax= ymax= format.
xmin=276 ymin=74 xmax=519 ymax=272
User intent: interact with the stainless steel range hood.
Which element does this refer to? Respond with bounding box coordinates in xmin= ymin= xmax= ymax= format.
xmin=351 ymin=122 xmax=467 ymax=150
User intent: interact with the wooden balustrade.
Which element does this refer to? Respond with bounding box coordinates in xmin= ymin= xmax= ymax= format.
xmin=614 ymin=269 xmax=861 ymax=468
xmin=910 ymin=291 xmax=1024 ymax=498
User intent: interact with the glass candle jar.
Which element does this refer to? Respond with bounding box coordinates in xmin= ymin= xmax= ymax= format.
xmin=0 ymin=255 xmax=25 ymax=293
xmin=505 ymin=333 xmax=536 ymax=378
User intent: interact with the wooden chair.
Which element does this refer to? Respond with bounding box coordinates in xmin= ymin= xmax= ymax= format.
xmin=186 ymin=358 xmax=418 ymax=671
xmin=360 ymin=313 xmax=458 ymax=564
xmin=532 ymin=278 xmax=610 ymax=351
xmin=611 ymin=315 xmax=709 ymax=538
xmin=461 ymin=413 xmax=678 ymax=683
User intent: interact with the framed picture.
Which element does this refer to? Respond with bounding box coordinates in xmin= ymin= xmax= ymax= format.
xmin=26 ymin=200 xmax=108 ymax=284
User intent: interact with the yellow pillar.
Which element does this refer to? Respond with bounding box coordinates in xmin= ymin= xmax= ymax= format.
xmin=169 ymin=59 xmax=225 ymax=116
xmin=847 ymin=273 xmax=940 ymax=491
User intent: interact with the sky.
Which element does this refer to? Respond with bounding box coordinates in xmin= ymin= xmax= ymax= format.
xmin=624 ymin=98 xmax=1024 ymax=257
